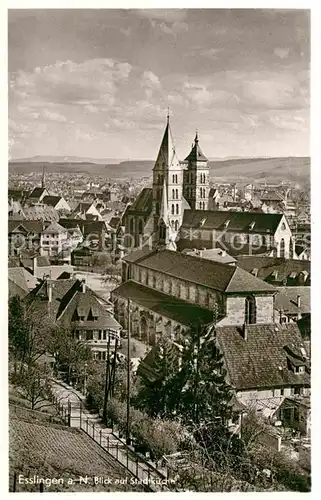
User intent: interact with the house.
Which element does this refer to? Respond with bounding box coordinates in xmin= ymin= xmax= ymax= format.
xmin=27 ymin=187 xmax=50 ymax=205
xmin=274 ymin=287 xmax=310 ymax=323
xmin=40 ymin=221 xmax=72 ymax=263
xmin=215 ymin=323 xmax=310 ymax=410
xmin=8 ymin=220 xmax=43 ymax=256
xmin=42 ymin=195 xmax=71 ymax=212
xmin=259 ymin=191 xmax=284 ymax=213
xmin=236 ymin=256 xmax=310 ymax=286
xmin=27 ymin=278 xmax=121 ymax=360
xmin=177 ymin=210 xmax=294 ymax=258
xmin=59 ymin=219 xmax=108 ymax=251
xmin=73 ymin=202 xmax=101 ymax=220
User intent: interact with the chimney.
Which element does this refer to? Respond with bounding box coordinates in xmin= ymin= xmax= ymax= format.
xmin=221 ymin=250 xmax=226 ymax=257
xmin=81 ymin=279 xmax=86 ymax=293
xmin=242 ymin=324 xmax=248 ymax=341
xmin=297 ymin=295 xmax=301 ymax=308
xmin=33 ymin=256 xmax=37 ymax=276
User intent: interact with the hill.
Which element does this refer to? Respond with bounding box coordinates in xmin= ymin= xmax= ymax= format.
xmin=9 ymin=156 xmax=310 ymax=184
xmin=9 ymin=415 xmax=141 ymax=492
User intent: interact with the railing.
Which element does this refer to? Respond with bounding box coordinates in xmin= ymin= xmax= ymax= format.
xmin=79 ymin=415 xmax=171 ymax=492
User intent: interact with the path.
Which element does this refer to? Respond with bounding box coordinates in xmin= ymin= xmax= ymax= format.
xmin=49 ymin=378 xmax=172 ymax=491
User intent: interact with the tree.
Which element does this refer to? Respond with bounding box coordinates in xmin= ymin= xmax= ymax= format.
xmin=11 ymin=364 xmax=52 ymax=410
xmin=134 ymin=337 xmax=179 ymax=417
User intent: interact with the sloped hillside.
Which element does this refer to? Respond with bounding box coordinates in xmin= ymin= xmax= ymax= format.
xmin=9 ymin=417 xmax=141 ymax=492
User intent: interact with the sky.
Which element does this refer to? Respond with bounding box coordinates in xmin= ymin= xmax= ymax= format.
xmin=8 ymin=9 xmax=310 ymax=160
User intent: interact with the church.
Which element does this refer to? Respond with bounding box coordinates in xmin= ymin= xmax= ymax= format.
xmin=122 ymin=115 xmax=210 ymax=251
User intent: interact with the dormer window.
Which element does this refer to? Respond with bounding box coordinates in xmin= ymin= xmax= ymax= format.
xmin=251 ymin=268 xmax=259 ymax=277
xmin=249 ymin=221 xmax=255 ymax=230
xmin=271 ymin=270 xmax=278 ymax=280
xmin=224 ymin=220 xmax=230 ymax=228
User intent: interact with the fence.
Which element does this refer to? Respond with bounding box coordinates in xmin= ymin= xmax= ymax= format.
xmin=79 ymin=414 xmax=170 ymax=492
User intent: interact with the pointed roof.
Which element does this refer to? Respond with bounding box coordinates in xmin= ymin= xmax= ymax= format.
xmin=185 ymin=131 xmax=208 ymax=162
xmin=154 ymin=117 xmax=180 ymax=170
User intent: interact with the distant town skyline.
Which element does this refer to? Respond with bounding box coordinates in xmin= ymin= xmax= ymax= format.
xmin=9 ymin=9 xmax=310 ymax=160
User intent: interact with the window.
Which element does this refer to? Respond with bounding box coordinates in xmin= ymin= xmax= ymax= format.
xmin=245 ymin=296 xmax=256 ymax=324
xmin=171 ymin=204 xmax=175 ymax=215
xmin=280 ymin=238 xmax=285 ymax=258
xmin=175 ymin=220 xmax=179 ymax=231
xmin=138 ymin=219 xmax=143 ymax=234
xmin=176 ymin=204 xmax=179 ymax=215
xmin=172 ymin=174 xmax=175 ymax=183
xmin=172 ymin=189 xmax=175 ymax=199
xmin=176 ymin=189 xmax=178 ymax=199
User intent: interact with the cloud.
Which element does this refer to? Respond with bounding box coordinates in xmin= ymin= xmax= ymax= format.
xmin=43 ymin=109 xmax=67 ymax=123
xmin=274 ymin=47 xmax=290 ymax=59
xmin=142 ymin=70 xmax=161 ymax=89
xmin=136 ymin=9 xmax=187 ymax=23
xmin=151 ymin=19 xmax=188 ymax=36
xmin=84 ymin=104 xmax=99 ymax=113
xmin=11 ymin=58 xmax=132 ymax=107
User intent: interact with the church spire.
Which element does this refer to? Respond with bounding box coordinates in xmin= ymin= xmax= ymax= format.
xmin=41 ymin=164 xmax=45 ymax=189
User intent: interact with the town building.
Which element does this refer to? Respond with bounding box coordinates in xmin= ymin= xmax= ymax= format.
xmin=111 ymin=248 xmax=310 ymax=410
xmin=177 ymin=210 xmax=295 ymax=258
xmin=236 ymin=256 xmax=310 ymax=286
xmin=42 ymin=195 xmax=71 ymax=212
xmin=40 ymin=221 xmax=72 ymax=263
xmin=27 ymin=278 xmax=121 ymax=360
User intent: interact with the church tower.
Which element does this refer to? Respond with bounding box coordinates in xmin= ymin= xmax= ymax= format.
xmin=152 ymin=115 xmax=183 ymax=245
xmin=183 ymin=132 xmax=209 ymax=210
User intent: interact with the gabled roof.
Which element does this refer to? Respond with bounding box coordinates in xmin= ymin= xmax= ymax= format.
xmin=42 ymin=221 xmax=69 ymax=234
xmin=180 ymin=210 xmax=284 ymax=234
xmin=59 ymin=218 xmax=106 ymax=236
xmin=28 ymin=187 xmax=47 ymax=199
xmin=127 ymin=188 xmax=153 ymax=214
xmin=8 ymin=267 xmax=38 ymax=291
xmin=42 ymin=195 xmax=63 ymax=207
xmin=8 ymin=219 xmax=43 ymax=234
xmin=216 ymin=323 xmax=310 ymax=391
xmin=184 ymin=132 xmax=208 ymax=162
xmin=128 ymin=248 xmax=276 ymax=294
xmin=57 ymin=286 xmax=121 ymax=331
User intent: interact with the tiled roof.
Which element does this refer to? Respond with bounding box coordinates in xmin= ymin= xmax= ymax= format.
xmin=42 ymin=195 xmax=63 ymax=207
xmin=123 ymin=247 xmax=158 ymax=264
xmin=28 ymin=187 xmax=47 ymax=199
xmin=8 ymin=267 xmax=38 ymax=291
xmin=275 ymin=286 xmax=310 ymax=314
xmin=23 ymin=205 xmax=59 ymax=221
xmin=260 ymin=192 xmax=284 ymax=202
xmin=184 ymin=134 xmax=208 ymax=162
xmin=134 ymin=249 xmax=276 ymax=293
xmin=236 ymin=256 xmax=310 ymax=285
xmin=108 ymin=217 xmax=121 ymax=229
xmin=57 ymin=286 xmax=121 ymax=331
xmin=8 ymin=219 xmax=43 ymax=234
xmin=9 ymin=278 xmax=29 ymax=298
xmin=42 ymin=221 xmax=68 ymax=234
xmin=59 ymin=218 xmax=106 ymax=236
xmin=127 ymin=188 xmax=153 ymax=214
xmin=180 ymin=210 xmax=284 ymax=234
xmin=216 ymin=323 xmax=310 ymax=391
xmin=111 ymin=280 xmax=214 ymax=326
